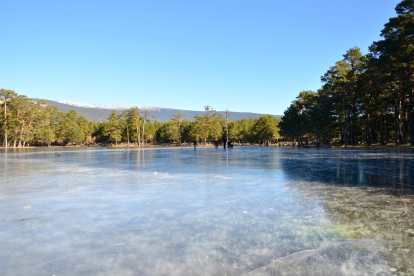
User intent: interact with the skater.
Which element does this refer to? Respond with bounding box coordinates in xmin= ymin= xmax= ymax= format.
xmin=193 ymin=140 xmax=197 ymax=149
xmin=222 ymin=137 xmax=227 ymax=149
xmin=228 ymin=139 xmax=233 ymax=148
xmin=214 ymin=138 xmax=219 ymax=148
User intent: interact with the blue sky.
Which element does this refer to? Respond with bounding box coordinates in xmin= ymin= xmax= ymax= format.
xmin=1 ymin=0 xmax=401 ymax=115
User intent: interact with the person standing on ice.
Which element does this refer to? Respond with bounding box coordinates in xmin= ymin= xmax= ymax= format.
xmin=222 ymin=137 xmax=227 ymax=149
xmin=193 ymin=140 xmax=197 ymax=149
xmin=214 ymin=138 xmax=219 ymax=148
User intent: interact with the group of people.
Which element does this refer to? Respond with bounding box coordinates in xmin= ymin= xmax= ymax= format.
xmin=193 ymin=138 xmax=233 ymax=149
xmin=219 ymin=138 xmax=233 ymax=149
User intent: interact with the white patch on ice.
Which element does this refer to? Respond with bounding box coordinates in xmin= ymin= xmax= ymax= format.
xmin=157 ymin=173 xmax=174 ymax=179
xmin=213 ymin=175 xmax=232 ymax=179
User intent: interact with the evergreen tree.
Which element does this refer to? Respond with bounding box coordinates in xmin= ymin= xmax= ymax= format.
xmin=251 ymin=115 xmax=280 ymax=146
xmin=55 ymin=110 xmax=84 ymax=145
xmin=126 ymin=107 xmax=141 ymax=145
xmin=36 ymin=105 xmax=58 ymax=147
xmin=171 ymin=114 xmax=183 ymax=145
xmin=0 ymin=89 xmax=17 ymax=147
xmin=105 ymin=111 xmax=122 ymax=146
xmin=194 ymin=106 xmax=223 ymax=144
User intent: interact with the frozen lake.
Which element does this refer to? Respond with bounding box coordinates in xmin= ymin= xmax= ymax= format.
xmin=0 ymin=146 xmax=413 ymax=275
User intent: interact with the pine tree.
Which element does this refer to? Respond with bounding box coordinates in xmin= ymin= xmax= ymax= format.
xmin=0 ymin=89 xmax=17 ymax=147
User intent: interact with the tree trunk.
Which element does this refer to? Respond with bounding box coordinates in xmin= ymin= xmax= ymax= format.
xmin=126 ymin=124 xmax=130 ymax=146
xmin=366 ymin=114 xmax=371 ymax=146
xmin=142 ymin=121 xmax=145 ymax=145
xmin=402 ymin=114 xmax=408 ymax=144
xmin=13 ymin=127 xmax=18 ymax=148
xmin=386 ymin=117 xmax=390 ymax=144
xmin=328 ymin=132 xmax=331 ymax=147
xmin=137 ymin=126 xmax=141 ymax=146
xmin=352 ymin=107 xmax=357 ymax=145
xmin=395 ymin=102 xmax=400 ymax=145
xmin=347 ymin=110 xmax=352 ymax=146
xmin=338 ymin=116 xmax=343 ymax=145
xmin=367 ymin=122 xmax=371 ymax=146
xmin=371 ymin=121 xmax=377 ymax=144
xmin=178 ymin=124 xmax=181 ymax=146
xmin=344 ymin=111 xmax=349 ymax=148
xmin=409 ymin=86 xmax=414 ymax=146
xmin=3 ymin=99 xmax=7 ymax=148
xmin=316 ymin=128 xmax=320 ymax=147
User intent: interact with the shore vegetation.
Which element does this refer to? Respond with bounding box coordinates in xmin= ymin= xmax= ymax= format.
xmin=279 ymin=0 xmax=414 ymax=147
xmin=0 ymin=90 xmax=281 ymax=148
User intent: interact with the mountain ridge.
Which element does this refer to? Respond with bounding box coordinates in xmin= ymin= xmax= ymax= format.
xmin=38 ymin=99 xmax=281 ymax=122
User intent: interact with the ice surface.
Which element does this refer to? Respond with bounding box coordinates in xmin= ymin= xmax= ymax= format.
xmin=0 ymin=147 xmax=413 ymax=275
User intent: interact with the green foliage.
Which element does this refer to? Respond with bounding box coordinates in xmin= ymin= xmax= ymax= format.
xmin=251 ymin=115 xmax=280 ymax=143
xmin=279 ymin=105 xmax=302 ymax=141
xmin=125 ymin=107 xmax=141 ymax=144
xmin=78 ymin=116 xmax=90 ymax=138
xmin=55 ymin=110 xmax=85 ymax=145
xmin=0 ymin=88 xmax=18 ymax=147
xmin=280 ymin=0 xmax=414 ymax=146
xmin=34 ymin=105 xmax=58 ymax=146
xmin=230 ymin=118 xmax=256 ymax=143
xmin=194 ymin=106 xmax=223 ymax=144
xmin=0 ymin=91 xmax=283 ymax=147
xmin=155 ymin=121 xmax=177 ymax=143
xmin=104 ymin=111 xmax=122 ymax=145
xmin=171 ymin=114 xmax=184 ymax=145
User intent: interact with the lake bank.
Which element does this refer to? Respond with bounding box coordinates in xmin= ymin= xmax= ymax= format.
xmin=2 ymin=142 xmax=414 ymax=150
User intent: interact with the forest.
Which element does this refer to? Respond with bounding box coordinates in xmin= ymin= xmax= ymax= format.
xmin=279 ymin=0 xmax=414 ymax=147
xmin=2 ymin=0 xmax=413 ymax=149
xmin=0 ymin=89 xmax=281 ymax=148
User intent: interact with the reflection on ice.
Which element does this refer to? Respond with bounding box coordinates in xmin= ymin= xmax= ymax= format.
xmin=0 ymin=147 xmax=413 ymax=275
xmin=288 ymin=182 xmax=414 ymax=275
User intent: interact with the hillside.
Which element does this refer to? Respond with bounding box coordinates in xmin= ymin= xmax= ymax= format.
xmin=38 ymin=99 xmax=281 ymax=122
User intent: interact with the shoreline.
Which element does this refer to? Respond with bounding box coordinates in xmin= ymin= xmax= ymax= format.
xmin=1 ymin=143 xmax=414 ymax=150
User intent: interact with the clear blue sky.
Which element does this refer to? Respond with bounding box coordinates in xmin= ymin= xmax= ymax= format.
xmin=1 ymin=0 xmax=401 ymax=115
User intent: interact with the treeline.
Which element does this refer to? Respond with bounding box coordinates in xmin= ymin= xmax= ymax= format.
xmin=0 ymin=90 xmax=281 ymax=147
xmin=279 ymin=0 xmax=414 ymax=147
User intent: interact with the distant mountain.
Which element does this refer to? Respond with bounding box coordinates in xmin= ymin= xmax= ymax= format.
xmin=37 ymin=99 xmax=281 ymax=122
